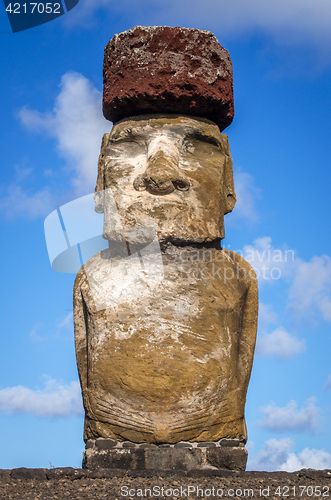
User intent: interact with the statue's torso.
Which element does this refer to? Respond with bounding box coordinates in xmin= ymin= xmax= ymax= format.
xmin=74 ymin=247 xmax=257 ymax=443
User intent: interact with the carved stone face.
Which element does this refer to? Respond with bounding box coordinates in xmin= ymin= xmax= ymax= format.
xmin=95 ymin=115 xmax=236 ymax=245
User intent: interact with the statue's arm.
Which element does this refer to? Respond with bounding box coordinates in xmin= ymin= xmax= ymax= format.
xmin=73 ymin=271 xmax=88 ymax=394
xmin=238 ymin=268 xmax=258 ymax=393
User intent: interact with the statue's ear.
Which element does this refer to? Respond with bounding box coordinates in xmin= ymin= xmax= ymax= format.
xmin=221 ymin=134 xmax=237 ymax=215
xmin=94 ymin=133 xmax=110 ymax=213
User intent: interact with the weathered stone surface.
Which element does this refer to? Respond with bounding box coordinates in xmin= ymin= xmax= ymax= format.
xmin=219 ymin=438 xmax=241 ymax=447
xmin=2 ymin=468 xmax=330 ymax=498
xmin=82 ymin=444 xmax=247 ymax=471
xmin=198 ymin=442 xmax=216 ymax=448
xmin=0 ymin=469 xmax=11 ymax=478
xmin=46 ymin=467 xmax=87 ymax=480
xmin=103 ymin=26 xmax=234 ymax=131
xmin=85 ymin=439 xmax=95 ymax=449
xmin=94 ymin=115 xmax=237 ymax=243
xmin=74 ymin=115 xmax=258 ymax=448
xmin=85 ymin=439 xmax=244 ymax=451
xmin=75 ymin=245 xmax=257 ymax=444
xmin=95 ymin=438 xmax=118 ymax=449
xmin=11 ymin=468 xmax=47 ymax=480
xmin=122 ymin=442 xmax=136 ymax=448
xmin=207 ymin=447 xmax=248 ymax=471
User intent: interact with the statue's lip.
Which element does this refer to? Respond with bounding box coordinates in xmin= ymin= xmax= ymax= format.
xmin=148 ymin=200 xmax=190 ymax=211
xmin=152 ymin=199 xmax=185 ymax=204
xmin=144 ymin=197 xmax=188 ymax=205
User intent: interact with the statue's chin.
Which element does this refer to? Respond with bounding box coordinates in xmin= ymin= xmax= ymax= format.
xmin=103 ymin=223 xmax=224 ymax=247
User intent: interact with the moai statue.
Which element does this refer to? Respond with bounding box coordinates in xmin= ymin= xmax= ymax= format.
xmin=74 ymin=26 xmax=258 ymax=471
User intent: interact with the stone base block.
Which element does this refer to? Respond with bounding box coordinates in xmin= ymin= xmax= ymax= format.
xmin=83 ymin=439 xmax=247 ymax=471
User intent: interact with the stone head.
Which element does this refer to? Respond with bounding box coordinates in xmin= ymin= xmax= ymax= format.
xmin=94 ymin=114 xmax=236 ymax=245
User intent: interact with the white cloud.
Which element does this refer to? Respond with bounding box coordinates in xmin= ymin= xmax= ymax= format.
xmin=0 ymin=377 xmax=83 ymax=418
xmin=62 ymin=0 xmax=110 ymax=27
xmin=281 ymin=447 xmax=331 ymax=472
xmin=228 ymin=170 xmax=261 ymax=225
xmin=288 ymin=255 xmax=331 ymax=323
xmin=29 ymin=315 xmax=73 ymax=342
xmin=58 ymin=312 xmax=73 ymax=330
xmin=248 ymin=438 xmax=294 ymax=471
xmin=242 ymin=237 xmax=296 ymax=285
xmin=248 ymin=438 xmax=331 ymax=472
xmin=256 ymin=327 xmax=305 ymax=359
xmin=29 ymin=324 xmax=45 ymax=343
xmin=258 ymin=303 xmax=278 ymax=328
xmin=14 ymin=164 xmax=33 ymax=182
xmin=324 ymin=373 xmax=331 ymax=392
xmin=256 ymin=303 xmax=305 ymax=359
xmin=19 ymin=71 xmax=110 ymax=196
xmin=56 ymin=312 xmax=74 ymax=338
xmin=66 ymin=0 xmax=331 ymax=55
xmin=1 ymin=72 xmax=110 ymax=219
xmin=259 ymin=397 xmax=321 ymax=433
xmin=232 ymin=237 xmax=331 ymax=327
xmin=241 ymin=238 xmax=331 ymax=324
xmin=0 ymin=184 xmax=55 ymax=219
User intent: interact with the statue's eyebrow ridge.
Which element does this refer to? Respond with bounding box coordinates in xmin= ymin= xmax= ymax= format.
xmin=184 ymin=130 xmax=223 ymax=149
xmin=110 ymin=128 xmax=144 ymax=142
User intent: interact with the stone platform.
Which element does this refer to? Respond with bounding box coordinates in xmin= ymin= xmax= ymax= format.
xmin=1 ymin=467 xmax=330 ymax=500
xmin=83 ymin=438 xmax=247 ymax=471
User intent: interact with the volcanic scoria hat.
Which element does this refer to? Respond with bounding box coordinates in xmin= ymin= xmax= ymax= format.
xmin=103 ymin=26 xmax=234 ymax=131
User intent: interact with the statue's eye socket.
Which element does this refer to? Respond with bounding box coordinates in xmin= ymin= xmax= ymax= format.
xmin=183 ymin=135 xmax=222 ymax=155
xmin=133 ymin=175 xmax=147 ymax=191
xmin=173 ymin=179 xmax=190 ymax=191
xmin=106 ymin=140 xmax=147 ymax=159
xmin=183 ymin=141 xmax=195 ymax=153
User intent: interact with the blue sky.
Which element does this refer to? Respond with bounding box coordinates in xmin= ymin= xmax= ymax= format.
xmin=0 ymin=0 xmax=331 ymax=471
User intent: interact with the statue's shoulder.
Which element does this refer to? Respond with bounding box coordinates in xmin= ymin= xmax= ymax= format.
xmin=220 ymin=248 xmax=257 ymax=282
xmin=74 ymin=266 xmax=87 ymax=292
xmin=74 ymin=249 xmax=110 ymax=292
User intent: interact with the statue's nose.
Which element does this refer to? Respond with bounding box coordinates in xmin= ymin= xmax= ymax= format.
xmin=134 ymin=159 xmax=190 ymax=195
xmin=133 ymin=136 xmax=190 ymax=195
